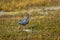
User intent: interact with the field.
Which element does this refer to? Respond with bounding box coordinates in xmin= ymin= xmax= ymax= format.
xmin=0 ymin=9 xmax=60 ymax=40
xmin=0 ymin=0 xmax=60 ymax=11
xmin=0 ymin=0 xmax=60 ymax=40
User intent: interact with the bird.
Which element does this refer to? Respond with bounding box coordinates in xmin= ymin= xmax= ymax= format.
xmin=19 ymin=13 xmax=30 ymax=26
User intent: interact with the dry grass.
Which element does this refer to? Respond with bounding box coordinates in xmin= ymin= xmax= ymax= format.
xmin=0 ymin=0 xmax=59 ymax=11
xmin=0 ymin=10 xmax=60 ymax=40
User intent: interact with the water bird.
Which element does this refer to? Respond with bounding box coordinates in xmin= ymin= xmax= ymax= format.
xmin=19 ymin=13 xmax=30 ymax=26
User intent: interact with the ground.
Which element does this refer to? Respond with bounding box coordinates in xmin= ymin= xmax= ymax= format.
xmin=0 ymin=7 xmax=60 ymax=40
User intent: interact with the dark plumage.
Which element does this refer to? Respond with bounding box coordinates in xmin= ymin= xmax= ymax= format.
xmin=19 ymin=14 xmax=30 ymax=26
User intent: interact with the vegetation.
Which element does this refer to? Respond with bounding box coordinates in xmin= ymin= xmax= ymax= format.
xmin=0 ymin=0 xmax=59 ymax=11
xmin=0 ymin=10 xmax=60 ymax=40
xmin=0 ymin=0 xmax=60 ymax=40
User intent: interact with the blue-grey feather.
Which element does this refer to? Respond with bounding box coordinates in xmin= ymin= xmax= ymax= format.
xmin=19 ymin=14 xmax=30 ymax=25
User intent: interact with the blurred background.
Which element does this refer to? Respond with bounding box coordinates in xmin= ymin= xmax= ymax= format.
xmin=0 ymin=0 xmax=60 ymax=11
xmin=0 ymin=0 xmax=60 ymax=40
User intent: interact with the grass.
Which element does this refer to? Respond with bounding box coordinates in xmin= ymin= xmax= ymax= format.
xmin=0 ymin=0 xmax=59 ymax=11
xmin=0 ymin=10 xmax=60 ymax=40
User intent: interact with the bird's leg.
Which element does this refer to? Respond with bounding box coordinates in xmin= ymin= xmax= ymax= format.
xmin=16 ymin=25 xmax=24 ymax=32
xmin=20 ymin=25 xmax=24 ymax=31
xmin=24 ymin=25 xmax=28 ymax=29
